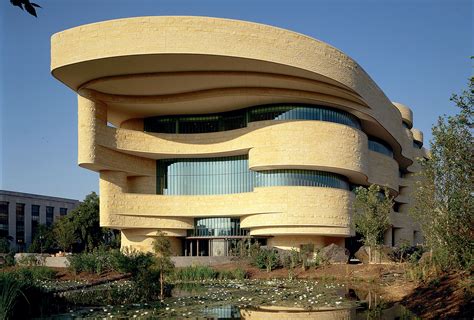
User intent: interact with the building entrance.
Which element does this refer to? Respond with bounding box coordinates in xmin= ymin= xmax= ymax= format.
xmin=184 ymin=217 xmax=251 ymax=256
xmin=184 ymin=238 xmax=245 ymax=256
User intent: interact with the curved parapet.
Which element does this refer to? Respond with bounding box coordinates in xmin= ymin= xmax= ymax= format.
xmin=393 ymin=102 xmax=413 ymax=128
xmin=411 ymin=128 xmax=424 ymax=146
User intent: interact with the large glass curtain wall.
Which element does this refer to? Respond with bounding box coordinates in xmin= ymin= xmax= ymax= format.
xmin=145 ymin=104 xmax=361 ymax=134
xmin=156 ymin=156 xmax=349 ymax=195
xmin=157 ymin=156 xmax=253 ymax=195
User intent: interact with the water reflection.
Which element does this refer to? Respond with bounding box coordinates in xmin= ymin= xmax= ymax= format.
xmin=47 ymin=280 xmax=418 ymax=319
xmin=242 ymin=304 xmax=415 ymax=320
xmin=198 ymin=304 xmax=415 ymax=320
xmin=241 ymin=306 xmax=354 ymax=319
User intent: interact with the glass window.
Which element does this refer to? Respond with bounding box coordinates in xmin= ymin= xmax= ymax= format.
xmin=255 ymin=169 xmax=349 ymax=189
xmin=157 ymin=156 xmax=350 ymax=195
xmin=144 ymin=103 xmax=361 ymax=134
xmin=60 ymin=208 xmax=68 ymax=216
xmin=0 ymin=201 xmax=8 ymax=238
xmin=368 ymin=137 xmax=394 ymax=157
xmin=31 ymin=205 xmax=40 ymax=240
xmin=190 ymin=217 xmax=248 ymax=237
xmin=16 ymin=203 xmax=25 ymax=244
xmin=46 ymin=206 xmax=54 ymax=226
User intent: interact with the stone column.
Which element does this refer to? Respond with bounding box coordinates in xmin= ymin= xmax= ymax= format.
xmin=99 ymin=170 xmax=128 ymax=228
xmin=77 ymin=95 xmax=107 ymax=167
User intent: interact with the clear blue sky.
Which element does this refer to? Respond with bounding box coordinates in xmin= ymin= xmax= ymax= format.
xmin=0 ymin=0 xmax=472 ymax=200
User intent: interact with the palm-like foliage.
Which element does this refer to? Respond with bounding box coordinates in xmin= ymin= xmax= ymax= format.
xmin=10 ymin=0 xmax=41 ymax=17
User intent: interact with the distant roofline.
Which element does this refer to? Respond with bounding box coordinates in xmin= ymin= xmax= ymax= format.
xmin=0 ymin=190 xmax=80 ymax=204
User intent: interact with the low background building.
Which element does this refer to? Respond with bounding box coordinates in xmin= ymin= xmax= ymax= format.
xmin=0 ymin=190 xmax=80 ymax=251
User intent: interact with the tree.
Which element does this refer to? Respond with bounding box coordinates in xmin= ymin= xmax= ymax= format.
xmin=411 ymin=74 xmax=473 ymax=270
xmin=28 ymin=224 xmax=55 ymax=253
xmin=54 ymin=217 xmax=77 ymax=252
xmin=353 ymin=185 xmax=393 ymax=263
xmin=68 ymin=192 xmax=103 ymax=252
xmin=152 ymin=231 xmax=175 ymax=299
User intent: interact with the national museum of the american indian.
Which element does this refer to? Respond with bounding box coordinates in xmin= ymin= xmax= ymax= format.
xmin=51 ymin=16 xmax=428 ymax=256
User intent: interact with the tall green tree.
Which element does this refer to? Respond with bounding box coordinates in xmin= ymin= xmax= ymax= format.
xmin=28 ymin=224 xmax=55 ymax=253
xmin=68 ymin=192 xmax=103 ymax=252
xmin=411 ymin=75 xmax=473 ymax=270
xmin=353 ymin=185 xmax=393 ymax=262
xmin=54 ymin=216 xmax=77 ymax=252
xmin=152 ymin=231 xmax=174 ymax=300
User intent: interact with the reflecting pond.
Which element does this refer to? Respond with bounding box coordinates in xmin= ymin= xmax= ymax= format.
xmin=42 ymin=279 xmax=418 ymax=319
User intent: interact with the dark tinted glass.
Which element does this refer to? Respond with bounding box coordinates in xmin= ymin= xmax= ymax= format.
xmin=368 ymin=137 xmax=394 ymax=157
xmin=0 ymin=201 xmax=8 ymax=238
xmin=46 ymin=206 xmax=54 ymax=226
xmin=16 ymin=204 xmax=25 ymax=244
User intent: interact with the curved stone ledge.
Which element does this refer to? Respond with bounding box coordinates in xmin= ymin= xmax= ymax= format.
xmin=97 ymin=120 xmax=370 ymax=183
xmin=99 ymin=185 xmax=353 ymax=233
xmin=367 ymin=151 xmax=400 ymax=192
xmin=393 ymin=102 xmax=413 ymax=128
xmin=52 ymin=16 xmax=414 ymax=164
xmin=411 ymin=128 xmax=424 ymax=144
xmin=251 ymin=227 xmax=352 ymax=237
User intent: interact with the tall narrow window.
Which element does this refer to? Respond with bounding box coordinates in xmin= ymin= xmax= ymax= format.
xmin=46 ymin=206 xmax=54 ymax=226
xmin=0 ymin=201 xmax=8 ymax=238
xmin=16 ymin=203 xmax=25 ymax=245
xmin=31 ymin=205 xmax=40 ymax=239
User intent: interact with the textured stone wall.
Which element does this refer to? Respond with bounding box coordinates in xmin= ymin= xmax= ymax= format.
xmin=50 ymin=16 xmax=427 ymax=252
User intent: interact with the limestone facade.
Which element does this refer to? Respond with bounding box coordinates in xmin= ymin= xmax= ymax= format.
xmin=51 ymin=16 xmax=427 ymax=254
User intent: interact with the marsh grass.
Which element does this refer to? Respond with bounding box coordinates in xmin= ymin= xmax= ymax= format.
xmin=0 ymin=273 xmax=28 ymax=320
xmin=171 ymin=266 xmax=248 ymax=281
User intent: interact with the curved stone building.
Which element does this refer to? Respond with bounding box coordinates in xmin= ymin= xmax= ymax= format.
xmin=51 ymin=16 xmax=428 ymax=255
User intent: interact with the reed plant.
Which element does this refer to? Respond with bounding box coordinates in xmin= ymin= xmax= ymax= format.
xmin=0 ymin=273 xmax=28 ymax=320
xmin=172 ymin=266 xmax=217 ymax=281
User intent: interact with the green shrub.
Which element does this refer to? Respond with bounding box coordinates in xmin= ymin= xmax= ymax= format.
xmin=0 ymin=252 xmax=15 ymax=269
xmin=218 ymin=268 xmax=247 ymax=280
xmin=134 ymin=268 xmax=162 ymax=301
xmin=232 ymin=268 xmax=248 ymax=280
xmin=229 ymin=239 xmax=261 ymax=259
xmin=254 ymin=248 xmax=280 ymax=272
xmin=29 ymin=267 xmax=57 ymax=281
xmin=0 ymin=238 xmax=10 ymax=254
xmin=173 ymin=266 xmax=217 ymax=281
xmin=110 ymin=247 xmax=155 ymax=276
xmin=12 ymin=267 xmax=56 ymax=282
xmin=67 ymin=248 xmax=114 ymax=275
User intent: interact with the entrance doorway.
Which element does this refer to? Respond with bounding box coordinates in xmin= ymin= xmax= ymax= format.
xmin=184 ymin=238 xmax=245 ymax=256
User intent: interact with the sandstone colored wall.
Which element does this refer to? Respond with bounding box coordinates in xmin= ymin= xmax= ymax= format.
xmin=51 ymin=16 xmax=426 ymax=253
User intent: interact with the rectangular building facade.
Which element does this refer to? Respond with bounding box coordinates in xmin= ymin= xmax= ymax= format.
xmin=0 ymin=190 xmax=80 ymax=251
